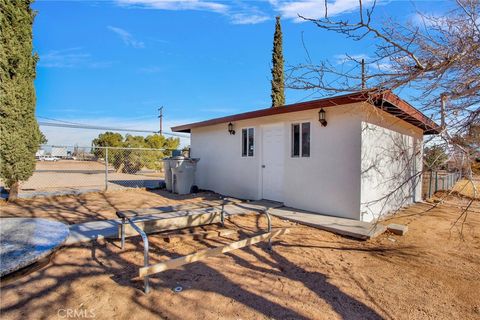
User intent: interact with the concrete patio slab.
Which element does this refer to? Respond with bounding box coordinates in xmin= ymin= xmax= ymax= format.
xmin=66 ymin=199 xmax=261 ymax=244
xmin=267 ymin=206 xmax=386 ymax=240
xmin=116 ymin=198 xmax=242 ymax=217
xmin=67 ymin=199 xmax=383 ymax=244
xmin=66 ymin=220 xmax=120 ymax=245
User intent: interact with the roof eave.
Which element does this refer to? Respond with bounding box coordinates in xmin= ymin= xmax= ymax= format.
xmin=171 ymin=91 xmax=441 ymax=135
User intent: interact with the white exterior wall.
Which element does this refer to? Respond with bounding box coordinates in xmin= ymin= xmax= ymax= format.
xmin=191 ymin=103 xmax=364 ymax=220
xmin=190 ymin=102 xmax=425 ymax=221
xmin=360 ymin=105 xmax=423 ymax=222
xmin=190 ymin=123 xmax=261 ymax=200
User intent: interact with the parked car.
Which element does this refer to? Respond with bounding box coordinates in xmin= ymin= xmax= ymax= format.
xmin=43 ymin=156 xmax=60 ymax=162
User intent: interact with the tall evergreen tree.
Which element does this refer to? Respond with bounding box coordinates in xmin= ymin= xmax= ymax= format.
xmin=0 ymin=0 xmax=41 ymax=200
xmin=271 ymin=16 xmax=285 ymax=107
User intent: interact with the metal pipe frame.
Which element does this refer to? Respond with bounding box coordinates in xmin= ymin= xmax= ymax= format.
xmin=261 ymin=209 xmax=272 ymax=250
xmin=119 ymin=204 xmax=274 ymax=294
xmin=121 ymin=217 xmax=151 ymax=294
xmin=120 ymin=217 xmax=126 ymax=250
xmin=220 ymin=197 xmax=226 ymax=227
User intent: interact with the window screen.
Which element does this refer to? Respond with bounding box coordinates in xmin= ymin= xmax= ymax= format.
xmin=242 ymin=128 xmax=254 ymax=157
xmin=292 ymin=124 xmax=300 ymax=157
xmin=248 ymin=128 xmax=254 ymax=157
xmin=301 ymin=122 xmax=310 ymax=157
xmin=242 ymin=129 xmax=247 ymax=156
xmin=292 ymin=122 xmax=310 ymax=158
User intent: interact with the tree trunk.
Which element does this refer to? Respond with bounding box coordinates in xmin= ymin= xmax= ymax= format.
xmin=8 ymin=181 xmax=19 ymax=201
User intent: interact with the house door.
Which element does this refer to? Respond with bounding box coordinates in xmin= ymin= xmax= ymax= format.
xmin=261 ymin=123 xmax=284 ymax=202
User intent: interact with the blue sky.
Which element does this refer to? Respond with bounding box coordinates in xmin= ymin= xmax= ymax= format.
xmin=33 ymin=0 xmax=450 ymax=147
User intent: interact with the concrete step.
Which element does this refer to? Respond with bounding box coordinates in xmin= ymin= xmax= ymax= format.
xmin=267 ymin=207 xmax=386 ymax=240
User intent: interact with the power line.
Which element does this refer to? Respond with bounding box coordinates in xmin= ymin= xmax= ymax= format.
xmin=38 ymin=121 xmax=189 ymax=138
xmin=37 ymin=116 xmax=86 ymax=125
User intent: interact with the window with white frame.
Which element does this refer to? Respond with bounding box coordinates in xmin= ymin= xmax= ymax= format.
xmin=291 ymin=122 xmax=310 ymax=157
xmin=242 ymin=128 xmax=254 ymax=157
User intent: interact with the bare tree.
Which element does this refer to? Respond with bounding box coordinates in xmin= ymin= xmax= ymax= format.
xmin=288 ymin=0 xmax=479 ymax=139
xmin=287 ymin=0 xmax=479 ymax=219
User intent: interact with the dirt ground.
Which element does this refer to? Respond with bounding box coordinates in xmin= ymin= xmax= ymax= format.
xmin=452 ymin=177 xmax=480 ymax=199
xmin=0 ymin=189 xmax=220 ymax=224
xmin=1 ymin=191 xmax=479 ymax=320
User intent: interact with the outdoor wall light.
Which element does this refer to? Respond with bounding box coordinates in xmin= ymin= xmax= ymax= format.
xmin=318 ymin=108 xmax=328 ymax=127
xmin=228 ymin=122 xmax=235 ymax=135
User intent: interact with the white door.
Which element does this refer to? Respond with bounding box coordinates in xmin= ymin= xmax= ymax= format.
xmin=261 ymin=123 xmax=284 ymax=202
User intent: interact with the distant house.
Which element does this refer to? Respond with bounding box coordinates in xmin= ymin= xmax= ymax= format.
xmin=51 ymin=146 xmax=68 ymax=158
xmin=172 ymin=91 xmax=440 ymax=222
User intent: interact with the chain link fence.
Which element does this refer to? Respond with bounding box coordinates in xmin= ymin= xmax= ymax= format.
xmin=2 ymin=145 xmax=188 ymax=198
xmin=422 ymin=170 xmax=462 ymax=199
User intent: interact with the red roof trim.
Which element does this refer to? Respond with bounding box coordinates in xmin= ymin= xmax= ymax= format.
xmin=171 ymin=91 xmax=440 ymax=134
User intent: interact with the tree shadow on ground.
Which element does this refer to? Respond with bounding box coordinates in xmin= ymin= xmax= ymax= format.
xmin=0 ymin=190 xmax=221 ymax=224
xmin=0 ymin=212 xmax=423 ymax=320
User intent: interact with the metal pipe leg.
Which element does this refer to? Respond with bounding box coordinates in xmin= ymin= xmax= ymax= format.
xmin=143 ymin=236 xmax=150 ymax=294
xmin=262 ymin=210 xmax=272 ymax=250
xmin=127 ymin=218 xmax=150 ymax=294
xmin=121 ymin=217 xmax=126 ymax=250
xmin=221 ymin=197 xmax=226 ymax=227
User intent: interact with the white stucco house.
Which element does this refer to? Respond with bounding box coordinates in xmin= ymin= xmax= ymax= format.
xmin=172 ymin=91 xmax=439 ymax=222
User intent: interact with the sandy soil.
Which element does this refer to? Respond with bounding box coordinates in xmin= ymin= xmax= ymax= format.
xmin=452 ymin=177 xmax=480 ymax=199
xmin=1 ymin=190 xmax=479 ymax=319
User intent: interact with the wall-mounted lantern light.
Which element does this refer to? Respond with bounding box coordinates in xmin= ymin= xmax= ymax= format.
xmin=318 ymin=108 xmax=328 ymax=127
xmin=228 ymin=122 xmax=235 ymax=135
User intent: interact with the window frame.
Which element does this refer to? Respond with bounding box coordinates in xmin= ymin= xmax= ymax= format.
xmin=291 ymin=122 xmax=311 ymax=158
xmin=241 ymin=127 xmax=255 ymax=157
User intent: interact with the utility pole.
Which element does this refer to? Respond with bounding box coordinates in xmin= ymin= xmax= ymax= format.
xmin=158 ymin=106 xmax=163 ymax=135
xmin=361 ymin=59 xmax=366 ymax=90
xmin=440 ymin=94 xmax=447 ymax=129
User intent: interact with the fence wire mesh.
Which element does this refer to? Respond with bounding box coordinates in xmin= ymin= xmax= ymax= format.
xmin=421 ymin=170 xmax=462 ymax=199
xmin=1 ymin=145 xmax=187 ymax=198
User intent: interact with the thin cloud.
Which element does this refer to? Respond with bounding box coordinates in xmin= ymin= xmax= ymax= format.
xmin=38 ymin=48 xmax=114 ymax=69
xmin=115 ymin=0 xmax=379 ymax=24
xmin=116 ymin=0 xmax=227 ymax=13
xmin=273 ymin=0 xmax=377 ymax=22
xmin=334 ymin=53 xmax=395 ymax=72
xmin=334 ymin=53 xmax=369 ymax=65
xmin=230 ymin=13 xmax=270 ymax=25
xmin=115 ymin=0 xmax=269 ymax=25
xmin=107 ymin=26 xmax=145 ymax=49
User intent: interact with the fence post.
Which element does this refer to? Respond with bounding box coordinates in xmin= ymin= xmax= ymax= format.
xmin=428 ymin=170 xmax=433 ymax=198
xmin=105 ymin=147 xmax=109 ymax=191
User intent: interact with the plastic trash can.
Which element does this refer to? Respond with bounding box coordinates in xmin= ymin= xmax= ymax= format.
xmin=163 ymin=156 xmax=186 ymax=191
xmin=171 ymin=158 xmax=199 ymax=194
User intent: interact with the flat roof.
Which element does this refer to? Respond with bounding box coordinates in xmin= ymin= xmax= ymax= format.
xmin=171 ymin=90 xmax=440 ymax=135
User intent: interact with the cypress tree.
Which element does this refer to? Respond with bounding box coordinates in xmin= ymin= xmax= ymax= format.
xmin=0 ymin=0 xmax=41 ymax=200
xmin=271 ymin=16 xmax=285 ymax=107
